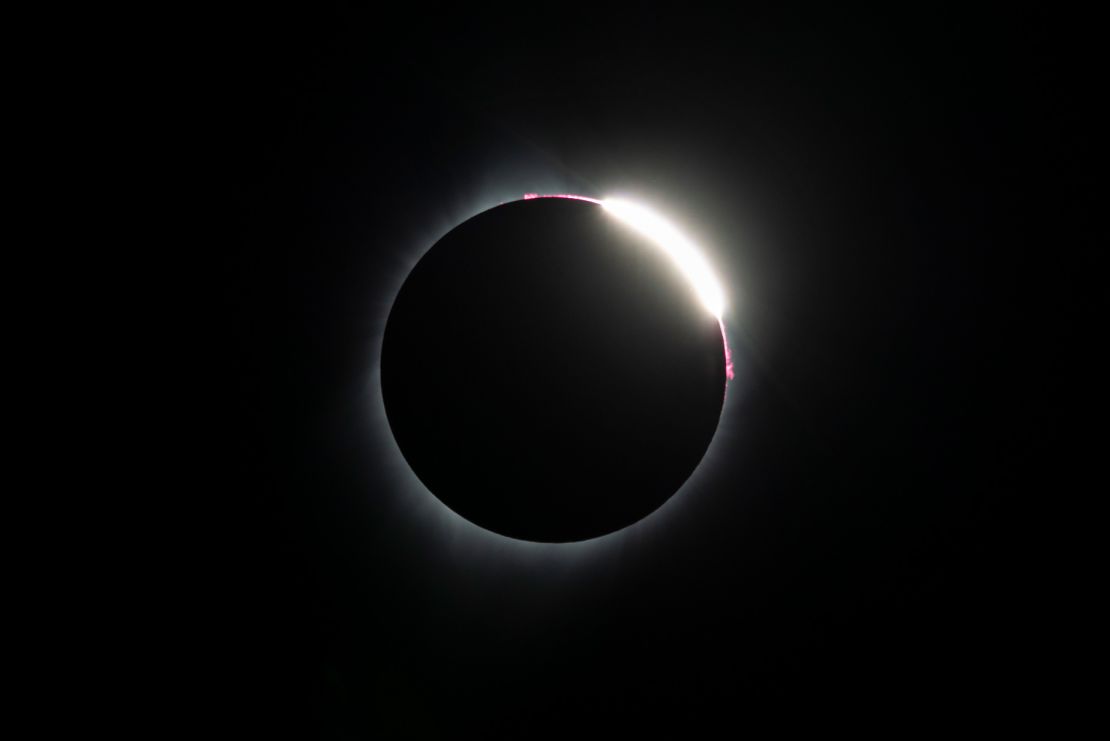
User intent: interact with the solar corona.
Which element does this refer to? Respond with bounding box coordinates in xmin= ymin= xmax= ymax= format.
xmin=379 ymin=193 xmax=733 ymax=544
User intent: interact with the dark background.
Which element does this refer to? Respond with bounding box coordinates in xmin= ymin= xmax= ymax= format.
xmin=204 ymin=5 xmax=1087 ymax=735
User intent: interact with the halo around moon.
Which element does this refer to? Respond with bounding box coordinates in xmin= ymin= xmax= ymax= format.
xmin=381 ymin=195 xmax=732 ymax=542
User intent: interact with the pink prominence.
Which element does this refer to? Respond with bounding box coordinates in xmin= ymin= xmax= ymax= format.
xmin=719 ymin=320 xmax=734 ymax=382
xmin=523 ymin=192 xmax=733 ymax=386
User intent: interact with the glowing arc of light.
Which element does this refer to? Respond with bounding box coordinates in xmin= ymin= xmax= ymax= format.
xmin=524 ymin=193 xmax=726 ymax=321
xmin=599 ymin=198 xmax=726 ymax=321
xmin=523 ymin=193 xmax=732 ymax=380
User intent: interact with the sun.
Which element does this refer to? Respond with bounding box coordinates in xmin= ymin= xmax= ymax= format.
xmin=369 ymin=191 xmax=738 ymax=556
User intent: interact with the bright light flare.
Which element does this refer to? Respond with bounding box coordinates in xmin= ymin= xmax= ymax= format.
xmin=521 ymin=194 xmax=727 ymax=320
xmin=600 ymin=198 xmax=726 ymax=320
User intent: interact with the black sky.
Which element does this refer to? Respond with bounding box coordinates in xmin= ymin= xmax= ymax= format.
xmin=207 ymin=5 xmax=1086 ymax=735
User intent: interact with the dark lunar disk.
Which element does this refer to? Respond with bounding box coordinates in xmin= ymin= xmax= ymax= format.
xmin=381 ymin=198 xmax=727 ymax=542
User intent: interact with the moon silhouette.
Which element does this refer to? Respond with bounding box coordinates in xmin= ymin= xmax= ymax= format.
xmin=381 ymin=196 xmax=728 ymax=542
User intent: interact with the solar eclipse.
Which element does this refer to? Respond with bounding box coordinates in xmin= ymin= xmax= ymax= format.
xmin=381 ymin=195 xmax=731 ymax=542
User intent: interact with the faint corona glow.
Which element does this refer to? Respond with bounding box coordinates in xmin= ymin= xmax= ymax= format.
xmin=367 ymin=189 xmax=740 ymax=558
